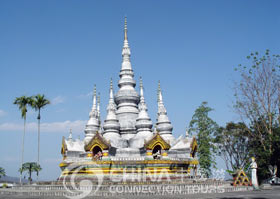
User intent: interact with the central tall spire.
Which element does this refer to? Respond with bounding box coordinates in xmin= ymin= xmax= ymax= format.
xmin=120 ymin=17 xmax=133 ymax=75
xmin=124 ymin=16 xmax=128 ymax=41
xmin=114 ymin=17 xmax=140 ymax=141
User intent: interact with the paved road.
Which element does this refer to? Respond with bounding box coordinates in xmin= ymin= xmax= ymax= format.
xmin=0 ymin=186 xmax=279 ymax=199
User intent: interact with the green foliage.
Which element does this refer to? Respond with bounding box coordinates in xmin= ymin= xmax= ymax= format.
xmin=248 ymin=121 xmax=280 ymax=183
xmin=235 ymin=49 xmax=280 ymax=73
xmin=0 ymin=167 xmax=6 ymax=178
xmin=19 ymin=162 xmax=42 ymax=183
xmin=189 ymin=101 xmax=218 ymax=177
xmin=214 ymin=122 xmax=250 ymax=173
xmin=233 ymin=49 xmax=280 ymax=183
xmin=31 ymin=94 xmax=50 ymax=120
xmin=226 ymin=170 xmax=234 ymax=175
xmin=13 ymin=96 xmax=33 ymax=119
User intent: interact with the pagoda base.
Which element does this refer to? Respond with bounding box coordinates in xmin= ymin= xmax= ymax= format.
xmin=59 ymin=159 xmax=198 ymax=183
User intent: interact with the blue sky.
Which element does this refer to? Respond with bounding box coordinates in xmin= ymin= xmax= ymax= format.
xmin=0 ymin=0 xmax=279 ymax=180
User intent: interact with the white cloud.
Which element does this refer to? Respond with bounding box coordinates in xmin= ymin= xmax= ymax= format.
xmin=52 ymin=96 xmax=65 ymax=105
xmin=77 ymin=91 xmax=92 ymax=99
xmin=0 ymin=120 xmax=87 ymax=134
xmin=0 ymin=109 xmax=6 ymax=117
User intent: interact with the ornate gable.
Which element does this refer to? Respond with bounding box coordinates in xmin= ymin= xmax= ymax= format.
xmin=144 ymin=132 xmax=171 ymax=150
xmin=85 ymin=132 xmax=111 ymax=152
xmin=190 ymin=136 xmax=198 ymax=157
xmin=61 ymin=136 xmax=67 ymax=155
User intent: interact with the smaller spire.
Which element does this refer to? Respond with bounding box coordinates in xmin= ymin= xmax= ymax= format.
xmin=93 ymin=84 xmax=97 ymax=108
xmin=185 ymin=128 xmax=189 ymax=137
xmin=140 ymin=77 xmax=144 ymax=101
xmin=89 ymin=84 xmax=98 ymax=118
xmin=135 ymin=77 xmax=153 ymax=135
xmin=107 ymin=79 xmax=116 ymax=112
xmin=157 ymin=81 xmax=164 ymax=111
xmin=157 ymin=81 xmax=162 ymax=103
xmin=139 ymin=77 xmax=147 ymax=109
xmin=103 ymin=79 xmax=120 ymax=136
xmin=97 ymin=92 xmax=100 ymax=119
xmin=68 ymin=129 xmax=73 ymax=141
xmin=84 ymin=84 xmax=100 ymax=143
xmin=97 ymin=92 xmax=101 ymax=132
xmin=90 ymin=84 xmax=97 ymax=115
xmin=156 ymin=81 xmax=173 ymax=136
xmin=110 ymin=78 xmax=114 ymax=100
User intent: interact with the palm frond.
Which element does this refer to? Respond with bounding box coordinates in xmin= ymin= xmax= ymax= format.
xmin=32 ymin=94 xmax=50 ymax=110
xmin=13 ymin=96 xmax=33 ymax=119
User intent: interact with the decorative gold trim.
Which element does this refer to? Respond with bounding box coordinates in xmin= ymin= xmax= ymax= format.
xmin=84 ymin=132 xmax=111 ymax=151
xmin=144 ymin=132 xmax=171 ymax=150
xmin=190 ymin=136 xmax=198 ymax=157
xmin=162 ymin=152 xmax=168 ymax=156
xmin=61 ymin=136 xmax=66 ymax=155
xmin=59 ymin=159 xmax=199 ymax=169
xmin=59 ymin=162 xmax=67 ymax=167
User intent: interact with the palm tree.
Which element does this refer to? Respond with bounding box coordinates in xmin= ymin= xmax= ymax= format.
xmin=31 ymin=94 xmax=50 ymax=180
xmin=13 ymin=96 xmax=33 ymax=184
xmin=19 ymin=162 xmax=42 ymax=184
xmin=0 ymin=167 xmax=6 ymax=178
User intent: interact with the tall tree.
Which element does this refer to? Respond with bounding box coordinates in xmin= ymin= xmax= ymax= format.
xmin=234 ymin=50 xmax=280 ymax=153
xmin=13 ymin=96 xmax=33 ymax=184
xmin=0 ymin=167 xmax=5 ymax=178
xmin=215 ymin=122 xmax=250 ymax=174
xmin=233 ymin=50 xmax=280 ymax=182
xmin=189 ymin=101 xmax=218 ymax=177
xmin=19 ymin=162 xmax=42 ymax=184
xmin=31 ymin=94 xmax=50 ymax=180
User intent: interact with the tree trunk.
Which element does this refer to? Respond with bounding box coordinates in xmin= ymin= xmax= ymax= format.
xmin=29 ymin=168 xmax=32 ymax=184
xmin=37 ymin=109 xmax=41 ymax=181
xmin=20 ymin=119 xmax=26 ymax=184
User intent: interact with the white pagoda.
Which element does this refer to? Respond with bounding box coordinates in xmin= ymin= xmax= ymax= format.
xmin=60 ymin=18 xmax=198 ymax=181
